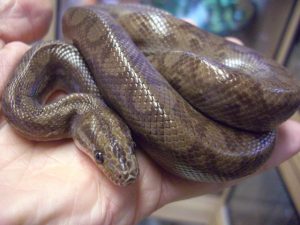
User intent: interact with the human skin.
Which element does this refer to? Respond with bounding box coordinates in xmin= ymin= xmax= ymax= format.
xmin=0 ymin=1 xmax=300 ymax=224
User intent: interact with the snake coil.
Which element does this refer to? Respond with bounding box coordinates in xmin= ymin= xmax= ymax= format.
xmin=2 ymin=4 xmax=300 ymax=186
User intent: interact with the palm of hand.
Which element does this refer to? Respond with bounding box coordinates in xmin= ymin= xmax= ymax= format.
xmin=0 ymin=118 xmax=169 ymax=224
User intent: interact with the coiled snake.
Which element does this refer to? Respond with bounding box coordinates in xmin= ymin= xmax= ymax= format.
xmin=2 ymin=4 xmax=300 ymax=186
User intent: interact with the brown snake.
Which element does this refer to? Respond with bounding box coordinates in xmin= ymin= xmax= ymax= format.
xmin=2 ymin=4 xmax=300 ymax=186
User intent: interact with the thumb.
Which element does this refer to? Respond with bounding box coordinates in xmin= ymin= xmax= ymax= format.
xmin=0 ymin=0 xmax=53 ymax=43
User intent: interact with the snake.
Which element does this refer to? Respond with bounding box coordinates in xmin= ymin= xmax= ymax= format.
xmin=2 ymin=4 xmax=300 ymax=186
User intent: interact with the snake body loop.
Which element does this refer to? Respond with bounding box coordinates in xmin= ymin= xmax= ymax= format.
xmin=2 ymin=4 xmax=300 ymax=186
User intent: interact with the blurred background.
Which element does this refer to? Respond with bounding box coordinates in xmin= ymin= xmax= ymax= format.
xmin=44 ymin=0 xmax=300 ymax=224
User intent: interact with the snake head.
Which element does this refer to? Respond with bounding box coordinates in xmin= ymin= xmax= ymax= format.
xmin=73 ymin=110 xmax=139 ymax=186
xmin=92 ymin=137 xmax=139 ymax=186
xmin=77 ymin=134 xmax=139 ymax=186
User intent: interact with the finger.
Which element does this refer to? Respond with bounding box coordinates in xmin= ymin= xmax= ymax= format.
xmin=260 ymin=119 xmax=300 ymax=171
xmin=0 ymin=39 xmax=4 ymax=48
xmin=0 ymin=42 xmax=29 ymax=125
xmin=0 ymin=41 xmax=29 ymax=95
xmin=0 ymin=0 xmax=53 ymax=43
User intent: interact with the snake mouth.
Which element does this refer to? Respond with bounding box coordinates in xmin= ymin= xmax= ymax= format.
xmin=105 ymin=155 xmax=139 ymax=186
xmin=112 ymin=170 xmax=139 ymax=186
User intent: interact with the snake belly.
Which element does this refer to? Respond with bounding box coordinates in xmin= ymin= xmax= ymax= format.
xmin=2 ymin=4 xmax=300 ymax=185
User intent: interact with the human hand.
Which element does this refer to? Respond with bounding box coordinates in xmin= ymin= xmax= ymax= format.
xmin=1 ymin=1 xmax=300 ymax=224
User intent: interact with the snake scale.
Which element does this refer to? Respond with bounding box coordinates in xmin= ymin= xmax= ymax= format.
xmin=2 ymin=4 xmax=300 ymax=186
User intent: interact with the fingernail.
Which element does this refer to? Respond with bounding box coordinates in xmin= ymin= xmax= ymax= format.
xmin=225 ymin=37 xmax=244 ymax=46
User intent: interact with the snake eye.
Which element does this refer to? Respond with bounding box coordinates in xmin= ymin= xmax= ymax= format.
xmin=94 ymin=150 xmax=104 ymax=164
